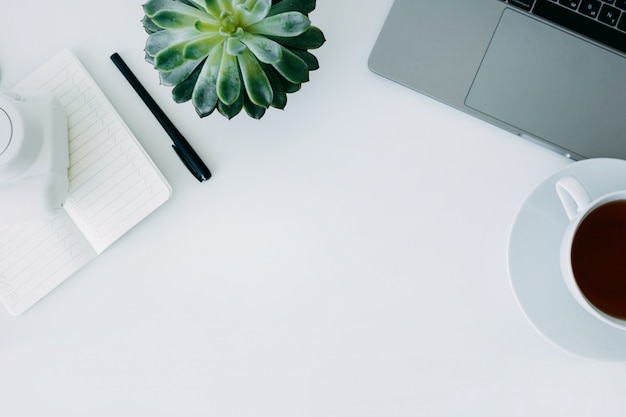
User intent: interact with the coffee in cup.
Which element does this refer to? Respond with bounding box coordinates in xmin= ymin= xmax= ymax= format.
xmin=557 ymin=175 xmax=626 ymax=329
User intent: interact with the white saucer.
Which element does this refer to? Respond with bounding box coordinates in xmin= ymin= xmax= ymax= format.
xmin=508 ymin=158 xmax=626 ymax=361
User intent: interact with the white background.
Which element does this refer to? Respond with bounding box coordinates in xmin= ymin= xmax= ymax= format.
xmin=1 ymin=1 xmax=625 ymax=416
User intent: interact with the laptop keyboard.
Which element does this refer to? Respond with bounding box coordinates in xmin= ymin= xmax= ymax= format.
xmin=500 ymin=0 xmax=626 ymax=53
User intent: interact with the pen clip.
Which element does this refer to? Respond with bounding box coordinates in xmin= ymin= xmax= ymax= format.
xmin=172 ymin=144 xmax=211 ymax=182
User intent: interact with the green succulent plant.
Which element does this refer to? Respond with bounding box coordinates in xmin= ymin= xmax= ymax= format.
xmin=142 ymin=0 xmax=325 ymax=119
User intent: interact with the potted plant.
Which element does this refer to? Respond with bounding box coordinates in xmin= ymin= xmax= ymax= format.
xmin=142 ymin=0 xmax=326 ymax=119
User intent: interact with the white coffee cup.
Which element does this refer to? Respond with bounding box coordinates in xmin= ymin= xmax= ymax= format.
xmin=556 ymin=175 xmax=626 ymax=330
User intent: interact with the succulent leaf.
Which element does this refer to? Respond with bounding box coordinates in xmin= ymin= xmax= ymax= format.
xmin=160 ymin=58 xmax=204 ymax=86
xmin=235 ymin=0 xmax=272 ymax=26
xmin=202 ymin=0 xmax=224 ymax=18
xmin=218 ymin=0 xmax=235 ymax=13
xmin=243 ymin=92 xmax=267 ymax=119
xmin=218 ymin=90 xmax=244 ymax=119
xmin=267 ymin=0 xmax=316 ymax=16
xmin=192 ymin=44 xmax=223 ymax=116
xmin=266 ymin=25 xmax=325 ymax=49
xmin=155 ymin=42 xmax=192 ymax=71
xmin=241 ymin=32 xmax=282 ymax=63
xmin=142 ymin=0 xmax=324 ymax=119
xmin=146 ymin=28 xmax=199 ymax=57
xmin=172 ymin=61 xmax=203 ymax=102
xmin=279 ymin=77 xmax=300 ymax=93
xmin=271 ymin=47 xmax=308 ymax=83
xmin=151 ymin=10 xmax=213 ymax=29
xmin=144 ymin=0 xmax=215 ymax=22
xmin=289 ymin=48 xmax=318 ymax=70
xmin=225 ymin=36 xmax=246 ymax=55
xmin=238 ymin=48 xmax=273 ymax=107
xmin=185 ymin=0 xmax=210 ymax=9
xmin=246 ymin=12 xmax=310 ymax=36
xmin=262 ymin=64 xmax=287 ymax=109
xmin=142 ymin=15 xmax=163 ymax=34
xmin=183 ymin=34 xmax=223 ymax=59
xmin=217 ymin=47 xmax=241 ymax=105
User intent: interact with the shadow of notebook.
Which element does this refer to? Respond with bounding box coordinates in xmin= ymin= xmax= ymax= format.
xmin=369 ymin=0 xmax=626 ymax=160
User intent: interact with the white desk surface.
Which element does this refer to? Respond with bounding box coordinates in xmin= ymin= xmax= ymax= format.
xmin=2 ymin=1 xmax=625 ymax=416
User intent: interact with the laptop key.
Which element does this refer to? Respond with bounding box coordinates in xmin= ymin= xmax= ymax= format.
xmin=599 ymin=4 xmax=622 ymax=24
xmin=580 ymin=0 xmax=602 ymax=17
xmin=558 ymin=0 xmax=581 ymax=9
xmin=508 ymin=0 xmax=536 ymax=11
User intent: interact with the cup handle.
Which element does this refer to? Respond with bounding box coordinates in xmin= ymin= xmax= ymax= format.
xmin=556 ymin=176 xmax=591 ymax=221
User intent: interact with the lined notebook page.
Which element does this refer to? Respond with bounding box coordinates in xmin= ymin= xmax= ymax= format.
xmin=0 ymin=50 xmax=171 ymax=315
xmin=0 ymin=216 xmax=96 ymax=313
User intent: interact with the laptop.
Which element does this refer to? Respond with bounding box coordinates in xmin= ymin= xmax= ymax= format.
xmin=368 ymin=0 xmax=626 ymax=160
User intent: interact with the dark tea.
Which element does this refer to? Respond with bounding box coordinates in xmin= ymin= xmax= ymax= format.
xmin=571 ymin=200 xmax=626 ymax=320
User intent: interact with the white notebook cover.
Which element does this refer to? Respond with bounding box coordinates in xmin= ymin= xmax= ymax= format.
xmin=0 ymin=50 xmax=172 ymax=315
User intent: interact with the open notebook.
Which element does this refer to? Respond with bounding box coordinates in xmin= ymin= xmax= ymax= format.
xmin=0 ymin=50 xmax=172 ymax=315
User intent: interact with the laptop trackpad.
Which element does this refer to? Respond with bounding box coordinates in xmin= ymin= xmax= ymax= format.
xmin=466 ymin=9 xmax=626 ymax=159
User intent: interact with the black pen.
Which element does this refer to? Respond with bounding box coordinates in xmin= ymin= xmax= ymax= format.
xmin=110 ymin=52 xmax=211 ymax=182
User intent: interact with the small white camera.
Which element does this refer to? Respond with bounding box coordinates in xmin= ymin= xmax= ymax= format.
xmin=0 ymin=91 xmax=69 ymax=223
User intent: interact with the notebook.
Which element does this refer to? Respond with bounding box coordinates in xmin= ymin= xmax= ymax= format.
xmin=0 ymin=50 xmax=172 ymax=316
xmin=368 ymin=0 xmax=626 ymax=160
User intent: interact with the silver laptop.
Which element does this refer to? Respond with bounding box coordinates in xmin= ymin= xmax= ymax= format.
xmin=369 ymin=0 xmax=626 ymax=160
